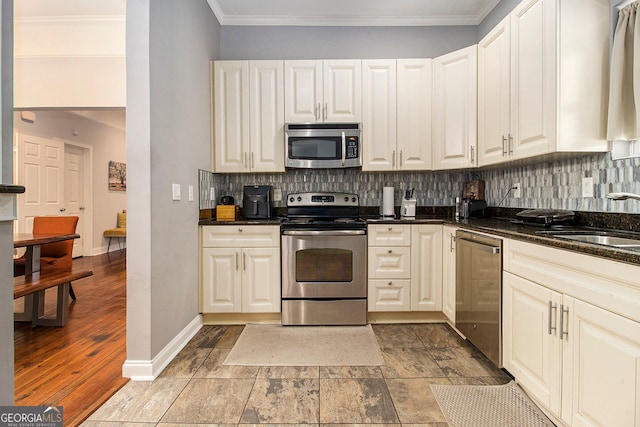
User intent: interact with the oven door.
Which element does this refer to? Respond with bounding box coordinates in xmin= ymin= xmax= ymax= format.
xmin=281 ymin=230 xmax=367 ymax=298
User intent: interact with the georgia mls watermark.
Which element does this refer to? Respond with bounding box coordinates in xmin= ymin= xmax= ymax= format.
xmin=0 ymin=406 xmax=63 ymax=427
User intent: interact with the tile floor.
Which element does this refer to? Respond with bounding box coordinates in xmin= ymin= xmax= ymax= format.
xmin=82 ymin=323 xmax=511 ymax=426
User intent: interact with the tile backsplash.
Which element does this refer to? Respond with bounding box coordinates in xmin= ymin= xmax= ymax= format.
xmin=201 ymin=152 xmax=640 ymax=214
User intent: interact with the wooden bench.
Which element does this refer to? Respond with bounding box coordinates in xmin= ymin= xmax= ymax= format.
xmin=14 ymin=267 xmax=93 ymax=327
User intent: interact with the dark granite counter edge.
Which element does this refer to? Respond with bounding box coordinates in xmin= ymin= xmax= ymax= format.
xmin=0 ymin=184 xmax=25 ymax=194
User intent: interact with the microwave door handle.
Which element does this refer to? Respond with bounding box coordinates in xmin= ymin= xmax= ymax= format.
xmin=342 ymin=131 xmax=346 ymax=166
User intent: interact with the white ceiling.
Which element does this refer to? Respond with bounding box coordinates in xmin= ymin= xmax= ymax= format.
xmin=206 ymin=0 xmax=501 ymax=26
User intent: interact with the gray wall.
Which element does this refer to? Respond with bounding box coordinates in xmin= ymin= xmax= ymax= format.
xmin=126 ymin=0 xmax=220 ymax=364
xmin=220 ymin=26 xmax=478 ymax=60
xmin=0 ymin=0 xmax=13 ymax=404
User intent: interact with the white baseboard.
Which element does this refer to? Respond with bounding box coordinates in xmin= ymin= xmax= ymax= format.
xmin=122 ymin=315 xmax=203 ymax=380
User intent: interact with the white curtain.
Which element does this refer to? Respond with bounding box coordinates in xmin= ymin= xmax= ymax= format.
xmin=607 ymin=1 xmax=640 ymax=141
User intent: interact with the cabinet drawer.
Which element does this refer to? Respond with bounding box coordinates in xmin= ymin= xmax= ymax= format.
xmin=368 ymin=279 xmax=410 ymax=311
xmin=368 ymin=224 xmax=411 ymax=246
xmin=201 ymin=225 xmax=279 ymax=248
xmin=368 ymin=246 xmax=410 ymax=279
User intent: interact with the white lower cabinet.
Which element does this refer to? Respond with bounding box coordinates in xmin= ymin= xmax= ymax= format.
xmin=441 ymin=225 xmax=459 ymax=323
xmin=503 ymin=239 xmax=640 ymax=426
xmin=367 ymin=224 xmax=441 ymax=312
xmin=201 ymin=225 xmax=280 ymax=313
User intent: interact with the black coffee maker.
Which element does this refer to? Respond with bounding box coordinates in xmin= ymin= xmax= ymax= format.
xmin=242 ymin=185 xmax=273 ymax=219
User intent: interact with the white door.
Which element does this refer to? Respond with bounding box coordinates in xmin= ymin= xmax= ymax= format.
xmin=284 ymin=60 xmax=323 ymax=123
xmin=242 ymin=247 xmax=280 ymax=313
xmin=323 ymin=59 xmax=361 ymax=122
xmin=64 ymin=144 xmax=84 ymax=257
xmin=16 ymin=133 xmax=64 ymax=232
xmin=201 ymin=247 xmax=241 ymax=313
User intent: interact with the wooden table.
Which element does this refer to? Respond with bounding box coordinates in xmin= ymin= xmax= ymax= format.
xmin=14 ymin=232 xmax=80 ymax=275
xmin=14 ymin=232 xmax=81 ymax=325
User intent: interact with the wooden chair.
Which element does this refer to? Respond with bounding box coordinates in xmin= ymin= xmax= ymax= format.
xmin=14 ymin=216 xmax=80 ymax=299
xmin=103 ymin=210 xmax=126 ymax=253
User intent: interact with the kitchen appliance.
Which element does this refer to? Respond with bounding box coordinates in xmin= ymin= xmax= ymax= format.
xmin=515 ymin=208 xmax=575 ymax=225
xmin=401 ymin=188 xmax=416 ymax=218
xmin=463 ymin=179 xmax=485 ymax=200
xmin=455 ymin=230 xmax=503 ymax=367
xmin=242 ymin=185 xmax=273 ymax=219
xmin=281 ymin=192 xmax=367 ymax=326
xmin=460 ymin=199 xmax=487 ymax=218
xmin=285 ymin=123 xmax=362 ymax=169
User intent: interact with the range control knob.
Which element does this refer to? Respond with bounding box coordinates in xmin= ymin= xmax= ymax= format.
xmin=344 ymin=196 xmax=349 ymax=202
xmin=297 ymin=196 xmax=302 ymax=202
xmin=351 ymin=197 xmax=357 ymax=203
xmin=289 ymin=196 xmax=295 ymax=203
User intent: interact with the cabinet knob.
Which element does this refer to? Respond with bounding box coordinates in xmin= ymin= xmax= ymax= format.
xmin=388 ymin=227 xmax=392 ymax=231
xmin=388 ymin=249 xmax=392 ymax=254
xmin=238 ymin=228 xmax=243 ymax=232
xmin=387 ymin=282 xmax=392 ymax=286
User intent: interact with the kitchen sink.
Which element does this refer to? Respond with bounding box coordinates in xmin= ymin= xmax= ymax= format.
xmin=555 ymin=234 xmax=640 ymax=248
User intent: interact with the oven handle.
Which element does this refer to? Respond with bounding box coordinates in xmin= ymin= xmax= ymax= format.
xmin=282 ymin=229 xmax=366 ymax=236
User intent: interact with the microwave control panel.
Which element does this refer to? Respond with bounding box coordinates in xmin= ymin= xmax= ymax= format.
xmin=346 ymin=136 xmax=359 ymax=159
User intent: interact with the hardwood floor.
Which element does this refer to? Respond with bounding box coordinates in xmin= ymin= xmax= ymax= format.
xmin=14 ymin=251 xmax=128 ymax=427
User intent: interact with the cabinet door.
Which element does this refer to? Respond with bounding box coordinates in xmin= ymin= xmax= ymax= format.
xmin=503 ymin=272 xmax=562 ymax=418
xmin=562 ymin=297 xmax=640 ymax=427
xmin=242 ymin=247 xmax=281 ymax=313
xmin=368 ymin=247 xmax=410 ymax=279
xmin=478 ymin=16 xmax=511 ymax=167
xmin=323 ymin=59 xmax=361 ymax=122
xmin=442 ymin=226 xmax=458 ymax=322
xmin=410 ymin=225 xmax=443 ymax=311
xmin=433 ymin=46 xmax=478 ymax=170
xmin=249 ymin=61 xmax=285 ymax=172
xmin=510 ymin=0 xmax=555 ymax=159
xmin=397 ymin=59 xmax=432 ymax=170
xmin=201 ymin=248 xmax=241 ymax=313
xmin=362 ymin=59 xmax=396 ymax=171
xmin=284 ymin=60 xmax=323 ymax=122
xmin=213 ymin=61 xmax=250 ymax=172
xmin=368 ymin=279 xmax=410 ymax=312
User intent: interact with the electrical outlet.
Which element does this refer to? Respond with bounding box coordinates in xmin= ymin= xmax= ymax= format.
xmin=513 ymin=183 xmax=521 ymax=199
xmin=172 ymin=183 xmax=181 ymax=201
xmin=582 ymin=177 xmax=594 ymax=198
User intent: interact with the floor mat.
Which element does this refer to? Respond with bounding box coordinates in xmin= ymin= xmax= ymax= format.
xmin=223 ymin=324 xmax=384 ymax=366
xmin=430 ymin=381 xmax=555 ymax=427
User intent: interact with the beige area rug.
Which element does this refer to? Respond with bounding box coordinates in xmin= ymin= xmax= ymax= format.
xmin=430 ymin=381 xmax=555 ymax=427
xmin=223 ymin=324 xmax=385 ymax=366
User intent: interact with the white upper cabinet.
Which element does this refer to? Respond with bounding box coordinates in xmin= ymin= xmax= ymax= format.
xmin=478 ymin=0 xmax=610 ymax=167
xmin=284 ymin=59 xmax=361 ymax=123
xmin=432 ymin=45 xmax=478 ymax=170
xmin=213 ymin=60 xmax=285 ymax=173
xmin=362 ymin=59 xmax=432 ymax=171
xmin=362 ymin=59 xmax=397 ymax=171
xmin=397 ymin=59 xmax=432 ymax=171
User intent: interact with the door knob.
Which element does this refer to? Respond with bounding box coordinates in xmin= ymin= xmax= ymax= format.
xmin=59 ymin=208 xmax=66 ymax=212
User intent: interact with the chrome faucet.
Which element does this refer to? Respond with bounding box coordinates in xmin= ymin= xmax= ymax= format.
xmin=606 ymin=192 xmax=640 ymax=201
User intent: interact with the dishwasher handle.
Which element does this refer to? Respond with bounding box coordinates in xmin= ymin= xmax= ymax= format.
xmin=456 ymin=236 xmax=501 ymax=254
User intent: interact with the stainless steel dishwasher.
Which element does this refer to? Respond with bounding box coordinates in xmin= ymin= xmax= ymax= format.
xmin=455 ymin=230 xmax=503 ymax=367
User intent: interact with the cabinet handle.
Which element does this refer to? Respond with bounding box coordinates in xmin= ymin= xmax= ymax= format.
xmin=559 ymin=304 xmax=569 ymax=340
xmin=251 ymin=152 xmax=255 ymax=169
xmin=548 ymin=301 xmax=557 ymax=335
xmin=502 ymin=136 xmax=507 ymax=156
xmin=508 ymin=134 xmax=513 ymax=155
xmin=323 ymin=103 xmax=327 ymax=121
xmin=316 ymin=103 xmax=320 ymax=121
xmin=392 ymin=150 xmax=396 ymax=168
xmin=243 ymin=252 xmax=246 ymax=271
xmin=399 ymin=150 xmax=403 ymax=167
xmin=235 ymin=252 xmax=239 ymax=270
xmin=243 ymin=152 xmax=248 ymax=168
xmin=470 ymin=146 xmax=475 ymax=164
xmin=450 ymin=233 xmax=455 ymax=252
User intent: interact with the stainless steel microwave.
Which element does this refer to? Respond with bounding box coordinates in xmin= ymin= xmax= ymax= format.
xmin=285 ymin=123 xmax=361 ymax=169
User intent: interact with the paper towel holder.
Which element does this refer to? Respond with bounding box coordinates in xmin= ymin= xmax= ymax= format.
xmin=382 ymin=186 xmax=395 ymax=219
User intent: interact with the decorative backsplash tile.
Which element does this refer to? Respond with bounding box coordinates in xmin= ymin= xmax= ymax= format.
xmin=200 ymin=152 xmax=640 ymax=214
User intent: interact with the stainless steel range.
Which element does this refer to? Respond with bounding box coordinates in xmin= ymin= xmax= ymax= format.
xmin=281 ymin=192 xmax=367 ymax=326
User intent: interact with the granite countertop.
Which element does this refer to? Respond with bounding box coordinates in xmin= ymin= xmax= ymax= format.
xmin=199 ymin=218 xmax=284 ymax=226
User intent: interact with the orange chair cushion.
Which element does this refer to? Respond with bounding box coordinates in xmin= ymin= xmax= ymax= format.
xmin=33 ymin=216 xmax=79 ymax=259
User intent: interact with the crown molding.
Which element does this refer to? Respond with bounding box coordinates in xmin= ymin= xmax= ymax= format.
xmin=207 ymin=0 xmax=501 ymax=27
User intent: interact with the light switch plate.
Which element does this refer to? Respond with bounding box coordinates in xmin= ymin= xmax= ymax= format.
xmin=172 ymin=183 xmax=181 ymax=201
xmin=188 ymin=185 xmax=194 ymax=202
xmin=582 ymin=177 xmax=594 ymax=198
xmin=513 ymin=183 xmax=521 ymax=199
